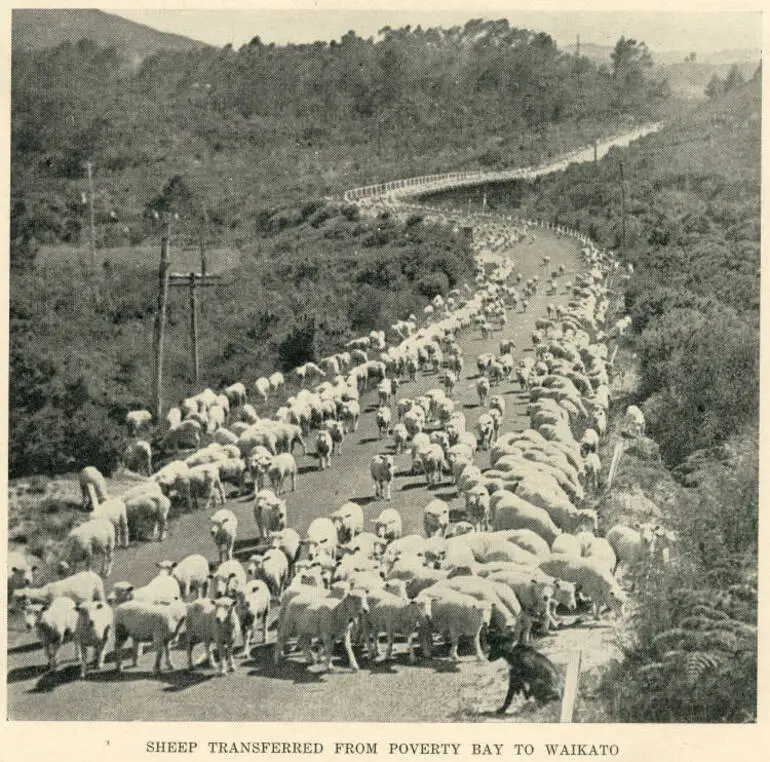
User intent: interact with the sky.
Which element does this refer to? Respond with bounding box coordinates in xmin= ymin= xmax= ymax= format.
xmin=109 ymin=3 xmax=764 ymax=55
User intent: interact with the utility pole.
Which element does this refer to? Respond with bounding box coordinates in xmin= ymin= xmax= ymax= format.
xmin=619 ymin=160 xmax=626 ymax=257
xmin=152 ymin=215 xmax=172 ymax=422
xmin=86 ymin=161 xmax=96 ymax=272
xmin=169 ymin=269 xmax=221 ymax=383
xmin=199 ymin=205 xmax=207 ymax=315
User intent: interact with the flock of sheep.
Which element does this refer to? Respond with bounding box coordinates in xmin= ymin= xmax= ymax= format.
xmin=8 ymin=208 xmax=674 ymax=699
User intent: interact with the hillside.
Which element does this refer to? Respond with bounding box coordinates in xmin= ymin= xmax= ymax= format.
xmin=11 ymin=9 xmax=210 ymax=64
xmin=660 ymin=59 xmax=759 ymax=99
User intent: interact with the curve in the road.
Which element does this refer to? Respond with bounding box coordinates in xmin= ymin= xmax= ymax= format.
xmin=7 ymin=129 xmax=643 ymax=721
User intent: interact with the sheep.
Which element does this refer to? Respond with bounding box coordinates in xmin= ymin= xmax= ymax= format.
xmin=162 ymin=419 xmax=202 ymax=452
xmin=476 ymin=377 xmax=490 ymax=406
xmin=210 ymin=508 xmax=238 ymax=563
xmin=624 ymin=405 xmax=646 ymax=437
xmin=183 ymin=463 xmax=227 ymax=511
xmin=373 ymin=508 xmax=403 ymax=543
xmin=236 ymin=579 xmax=271 ymax=657
xmin=269 ymin=528 xmax=302 ymax=576
xmin=305 ymin=516 xmax=339 ymax=561
xmin=581 ymin=535 xmax=618 ymax=575
xmin=224 ymin=381 xmax=247 ymax=408
xmin=123 ymin=485 xmax=171 ymax=542
xmin=122 ymin=440 xmax=153 ymax=476
xmin=113 ymin=598 xmax=187 ymax=673
xmin=12 ymin=570 xmax=106 ymax=609
xmin=247 ymin=549 xmax=289 ymax=600
xmin=423 ymin=499 xmax=450 ymax=538
xmin=294 ymin=586 xmax=370 ymax=671
xmin=210 ymin=559 xmax=247 ymax=599
xmin=491 ymin=490 xmax=561 ymax=545
xmin=605 ymin=523 xmax=662 ymax=577
xmin=370 ymin=455 xmax=395 ymax=501
xmin=65 ymin=518 xmax=115 ymax=577
xmin=267 ymin=452 xmax=298 ymax=496
xmin=126 ymin=409 xmax=153 ymax=435
xmin=8 ymin=551 xmax=38 ymax=599
xmin=332 ymin=502 xmax=364 ymax=545
xmin=539 ymin=556 xmax=626 ymax=620
xmin=171 ymin=554 xmax=210 ymax=600
xmin=419 ymin=443 xmax=446 ymax=486
xmin=23 ymin=596 xmax=79 ymax=671
xmin=254 ymin=489 xmax=287 ymax=542
xmin=376 ymin=406 xmax=392 ymax=439
xmin=91 ymin=496 xmax=130 ymax=549
xmin=365 ymin=591 xmax=432 ymax=663
xmin=415 ymin=587 xmax=492 ymax=662
xmin=78 ymin=466 xmax=109 ymax=511
xmin=73 ymin=599 xmax=114 ymax=678
xmin=315 ymin=430 xmax=333 ymax=470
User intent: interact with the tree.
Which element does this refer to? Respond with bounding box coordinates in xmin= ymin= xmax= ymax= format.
xmin=610 ymin=37 xmax=654 ymax=110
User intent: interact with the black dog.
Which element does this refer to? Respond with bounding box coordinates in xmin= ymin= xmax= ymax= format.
xmin=487 ymin=635 xmax=564 ymax=714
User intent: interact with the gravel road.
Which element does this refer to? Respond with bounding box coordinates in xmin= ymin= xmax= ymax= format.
xmin=7 ymin=227 xmax=621 ymax=722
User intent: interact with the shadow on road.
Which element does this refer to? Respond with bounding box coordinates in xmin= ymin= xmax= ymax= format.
xmin=8 ymin=662 xmax=50 ymax=684
xmin=29 ymin=664 xmax=81 ymax=693
xmin=7 ymin=640 xmax=42 ymax=656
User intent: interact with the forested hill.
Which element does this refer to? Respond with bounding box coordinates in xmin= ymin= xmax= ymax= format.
xmin=9 ymin=18 xmax=669 ymax=478
xmin=11 ymin=9 xmax=209 ymax=61
xmin=11 ymin=20 xmax=668 ymax=259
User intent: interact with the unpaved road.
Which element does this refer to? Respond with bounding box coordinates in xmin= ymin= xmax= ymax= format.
xmin=7 ymin=225 xmax=622 ymax=722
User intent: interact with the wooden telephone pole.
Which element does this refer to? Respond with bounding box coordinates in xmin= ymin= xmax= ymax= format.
xmin=169 ymin=270 xmax=221 ymax=383
xmin=152 ymin=216 xmax=172 ymax=422
xmin=619 ymin=160 xmax=627 ymax=257
xmin=85 ymin=161 xmax=96 ymax=272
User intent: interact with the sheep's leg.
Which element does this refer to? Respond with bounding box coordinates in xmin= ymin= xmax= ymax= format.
xmin=343 ymin=622 xmax=359 ymax=670
xmin=78 ymin=643 xmax=89 ymax=678
xmin=404 ymin=631 xmax=416 ymax=664
xmin=449 ymin=633 xmax=460 ymax=661
xmin=163 ymin=638 xmax=174 ymax=672
xmin=131 ymin=640 xmax=141 ymax=667
xmin=186 ymin=639 xmax=196 ymax=670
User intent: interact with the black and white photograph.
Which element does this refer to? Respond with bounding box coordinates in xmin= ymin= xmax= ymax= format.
xmin=3 ymin=0 xmax=763 ymax=742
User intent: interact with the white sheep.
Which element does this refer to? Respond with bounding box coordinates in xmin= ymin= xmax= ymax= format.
xmin=415 ymin=587 xmax=492 ymax=661
xmin=123 ymin=482 xmax=171 ymax=541
xmin=210 ymin=508 xmax=238 ymax=562
xmin=74 ymin=600 xmax=114 ymax=678
xmin=8 ymin=551 xmax=38 ymax=598
xmin=210 ymin=559 xmax=247 ymax=599
xmin=113 ymin=598 xmax=188 ymax=673
xmin=373 ymin=508 xmax=403 ymax=543
xmin=247 ymin=549 xmax=289 ymax=600
xmin=331 ymin=502 xmax=364 ymax=544
xmin=65 ymin=518 xmax=115 ymax=577
xmin=78 ymin=466 xmax=109 ymax=511
xmin=91 ymin=496 xmax=130 ymax=549
xmin=315 ymin=430 xmax=333 ymax=471
xmin=23 ymin=596 xmax=79 ymax=671
xmin=236 ymin=579 xmax=271 ymax=657
xmin=122 ymin=440 xmax=153 ymax=476
xmin=366 ymin=591 xmax=432 ymax=663
xmin=126 ymin=409 xmax=153 ymax=435
xmin=171 ymin=554 xmax=211 ymax=600
xmin=12 ymin=570 xmax=106 ymax=609
xmin=294 ymin=587 xmax=370 ymax=671
xmin=305 ymin=516 xmax=339 ymax=561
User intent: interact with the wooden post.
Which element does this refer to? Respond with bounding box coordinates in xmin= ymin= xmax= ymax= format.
xmin=619 ymin=160 xmax=626 ymax=257
xmin=86 ymin=161 xmax=96 ymax=272
xmin=153 ymin=219 xmax=171 ymax=422
xmin=170 ymin=270 xmax=221 ymax=382
xmin=560 ymin=651 xmax=582 ymax=722
xmin=199 ymin=206 xmax=207 ymax=315
xmin=189 ymin=272 xmax=199 ymax=383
